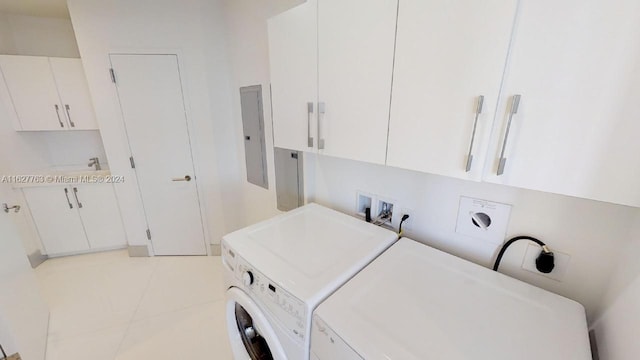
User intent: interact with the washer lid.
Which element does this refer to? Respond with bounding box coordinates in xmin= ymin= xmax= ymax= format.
xmin=223 ymin=203 xmax=397 ymax=304
xmin=314 ymin=238 xmax=592 ymax=360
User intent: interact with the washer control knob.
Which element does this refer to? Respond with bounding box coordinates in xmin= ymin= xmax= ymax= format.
xmin=242 ymin=271 xmax=254 ymax=286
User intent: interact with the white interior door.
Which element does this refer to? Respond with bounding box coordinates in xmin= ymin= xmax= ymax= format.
xmin=0 ymin=55 xmax=65 ymax=130
xmin=22 ymin=186 xmax=89 ymax=255
xmin=386 ymin=0 xmax=517 ymax=180
xmin=0 ymin=185 xmax=49 ymax=360
xmin=110 ymin=54 xmax=206 ymax=256
xmin=49 ymin=57 xmax=99 ymax=130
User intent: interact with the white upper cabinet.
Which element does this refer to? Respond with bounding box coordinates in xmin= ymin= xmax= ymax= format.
xmin=0 ymin=55 xmax=98 ymax=131
xmin=0 ymin=55 xmax=64 ymax=130
xmin=269 ymin=0 xmax=318 ymax=153
xmin=483 ymin=0 xmax=640 ymax=207
xmin=387 ymin=0 xmax=517 ymax=180
xmin=317 ymin=0 xmax=398 ymax=165
xmin=49 ymin=58 xmax=98 ymax=130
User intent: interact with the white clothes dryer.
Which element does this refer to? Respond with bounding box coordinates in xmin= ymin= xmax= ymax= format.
xmin=222 ymin=203 xmax=397 ymax=359
xmin=311 ymin=238 xmax=592 ymax=360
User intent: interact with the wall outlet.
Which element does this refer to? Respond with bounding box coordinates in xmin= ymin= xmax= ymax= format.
xmin=455 ymin=197 xmax=512 ymax=244
xmin=521 ymin=244 xmax=570 ymax=281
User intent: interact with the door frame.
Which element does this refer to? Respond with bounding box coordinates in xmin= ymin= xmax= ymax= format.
xmin=108 ymin=50 xmax=210 ymax=256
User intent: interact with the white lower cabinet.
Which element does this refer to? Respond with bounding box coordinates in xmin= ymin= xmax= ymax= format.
xmin=23 ymin=184 xmax=126 ymax=256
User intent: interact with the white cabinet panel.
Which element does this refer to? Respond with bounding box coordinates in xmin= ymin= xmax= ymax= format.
xmin=49 ymin=58 xmax=98 ymax=130
xmin=387 ymin=0 xmax=517 ymax=180
xmin=317 ymin=0 xmax=398 ymax=164
xmin=484 ymin=0 xmax=640 ymax=207
xmin=269 ymin=0 xmax=318 ymax=152
xmin=73 ymin=184 xmax=127 ymax=249
xmin=0 ymin=55 xmax=64 ymax=130
xmin=22 ymin=186 xmax=89 ymax=255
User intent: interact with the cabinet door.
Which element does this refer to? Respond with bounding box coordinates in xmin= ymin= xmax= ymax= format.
xmin=22 ymin=186 xmax=89 ymax=255
xmin=317 ymin=0 xmax=397 ymax=164
xmin=484 ymin=0 xmax=640 ymax=207
xmin=49 ymin=58 xmax=99 ymax=130
xmin=73 ymin=184 xmax=127 ymax=249
xmin=0 ymin=55 xmax=65 ymax=130
xmin=268 ymin=0 xmax=318 ymax=152
xmin=387 ymin=0 xmax=517 ymax=180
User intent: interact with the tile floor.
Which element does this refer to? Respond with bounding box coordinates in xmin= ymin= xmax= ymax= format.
xmin=35 ymin=250 xmax=233 ymax=360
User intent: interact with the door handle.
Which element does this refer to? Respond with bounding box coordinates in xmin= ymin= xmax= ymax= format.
xmin=465 ymin=95 xmax=484 ymax=172
xmin=172 ymin=175 xmax=192 ymax=182
xmin=497 ymin=95 xmax=521 ymax=175
xmin=73 ymin=187 xmax=83 ymax=208
xmin=2 ymin=203 xmax=20 ymax=213
xmin=54 ymin=105 xmax=64 ymax=128
xmin=64 ymin=188 xmax=73 ymax=209
xmin=65 ymin=104 xmax=75 ymax=127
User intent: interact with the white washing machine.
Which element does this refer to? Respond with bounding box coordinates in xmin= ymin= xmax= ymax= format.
xmin=311 ymin=238 xmax=592 ymax=360
xmin=221 ymin=203 xmax=397 ymax=359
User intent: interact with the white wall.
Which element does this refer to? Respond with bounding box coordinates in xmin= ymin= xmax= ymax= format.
xmin=67 ymin=0 xmax=241 ymax=249
xmin=0 ymin=13 xmax=79 ymax=57
xmin=591 ymin=213 xmax=640 ymax=359
xmin=221 ymin=0 xmax=304 ymax=226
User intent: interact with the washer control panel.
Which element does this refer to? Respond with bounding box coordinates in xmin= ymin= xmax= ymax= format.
xmin=235 ymin=256 xmax=307 ymax=343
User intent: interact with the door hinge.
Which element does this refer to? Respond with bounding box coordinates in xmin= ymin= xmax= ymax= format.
xmin=109 ymin=68 xmax=117 ymax=84
xmin=146 ymin=229 xmax=152 ymax=240
xmin=129 ymin=156 xmax=135 ymax=169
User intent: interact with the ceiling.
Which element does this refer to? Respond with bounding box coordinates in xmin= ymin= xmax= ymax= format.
xmin=0 ymin=0 xmax=69 ymax=19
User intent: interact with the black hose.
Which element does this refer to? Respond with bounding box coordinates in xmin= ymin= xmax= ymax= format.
xmin=493 ymin=235 xmax=546 ymax=271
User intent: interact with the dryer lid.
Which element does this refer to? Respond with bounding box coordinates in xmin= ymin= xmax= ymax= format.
xmin=313 ymin=238 xmax=592 ymax=360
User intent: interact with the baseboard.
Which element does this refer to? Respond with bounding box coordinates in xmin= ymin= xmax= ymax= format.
xmin=27 ymin=250 xmax=48 ymax=268
xmin=210 ymin=244 xmax=221 ymax=256
xmin=127 ymin=245 xmax=150 ymax=257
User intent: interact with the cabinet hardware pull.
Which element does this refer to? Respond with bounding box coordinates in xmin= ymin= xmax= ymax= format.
xmin=54 ymin=105 xmax=64 ymax=128
xmin=73 ymin=187 xmax=83 ymax=208
xmin=465 ymin=95 xmax=485 ymax=172
xmin=64 ymin=188 xmax=73 ymax=209
xmin=65 ymin=104 xmax=75 ymax=127
xmin=307 ymin=102 xmax=314 ymax=148
xmin=497 ymin=95 xmax=521 ymax=175
xmin=318 ymin=102 xmax=326 ymax=150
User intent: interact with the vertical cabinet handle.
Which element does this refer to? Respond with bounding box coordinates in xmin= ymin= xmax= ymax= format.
xmin=307 ymin=102 xmax=314 ymax=148
xmin=497 ymin=95 xmax=521 ymax=175
xmin=318 ymin=102 xmax=326 ymax=150
xmin=465 ymin=95 xmax=485 ymax=172
xmin=54 ymin=105 xmax=64 ymax=128
xmin=64 ymin=188 xmax=73 ymax=209
xmin=65 ymin=104 xmax=75 ymax=127
xmin=72 ymin=187 xmax=83 ymax=208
